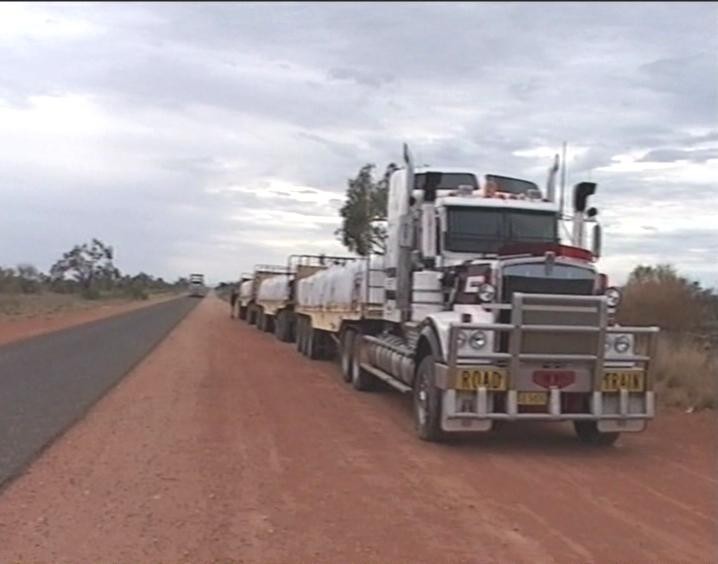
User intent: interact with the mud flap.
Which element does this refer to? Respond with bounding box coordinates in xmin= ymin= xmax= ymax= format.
xmin=440 ymin=390 xmax=493 ymax=432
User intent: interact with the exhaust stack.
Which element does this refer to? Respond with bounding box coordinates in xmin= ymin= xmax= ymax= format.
xmin=572 ymin=181 xmax=597 ymax=248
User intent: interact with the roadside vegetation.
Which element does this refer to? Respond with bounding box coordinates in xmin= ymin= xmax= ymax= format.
xmin=618 ymin=265 xmax=717 ymax=410
xmin=0 ymin=238 xmax=187 ymax=318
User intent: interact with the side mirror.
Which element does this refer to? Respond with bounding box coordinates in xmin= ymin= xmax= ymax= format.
xmin=587 ymin=207 xmax=598 ymax=219
xmin=592 ymin=224 xmax=602 ymax=259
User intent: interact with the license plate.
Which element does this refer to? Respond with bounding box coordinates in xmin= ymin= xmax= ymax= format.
xmin=518 ymin=391 xmax=548 ymax=405
xmin=602 ymin=371 xmax=645 ymax=392
xmin=455 ymin=368 xmax=507 ymax=391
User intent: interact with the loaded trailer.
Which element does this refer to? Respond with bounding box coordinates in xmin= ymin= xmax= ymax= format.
xmin=252 ymin=146 xmax=659 ymax=444
xmin=242 ymin=256 xmax=356 ymax=339
xmin=236 ymin=265 xmax=287 ymax=325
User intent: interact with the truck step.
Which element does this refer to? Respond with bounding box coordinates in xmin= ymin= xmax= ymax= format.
xmin=359 ymin=363 xmax=412 ymax=394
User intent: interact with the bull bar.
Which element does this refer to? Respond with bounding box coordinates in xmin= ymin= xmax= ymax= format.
xmin=436 ymin=293 xmax=660 ymax=422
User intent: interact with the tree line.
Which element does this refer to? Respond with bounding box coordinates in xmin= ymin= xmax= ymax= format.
xmin=0 ymin=238 xmax=187 ymax=300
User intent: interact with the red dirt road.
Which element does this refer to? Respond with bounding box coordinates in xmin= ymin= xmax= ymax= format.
xmin=0 ymin=296 xmax=715 ymax=563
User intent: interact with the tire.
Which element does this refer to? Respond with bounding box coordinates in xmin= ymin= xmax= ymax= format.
xmin=263 ymin=314 xmax=274 ymax=333
xmin=248 ymin=305 xmax=257 ymax=326
xmin=413 ymin=354 xmax=444 ymax=442
xmin=275 ymin=311 xmax=293 ymax=342
xmin=295 ymin=317 xmax=305 ymax=354
xmin=274 ymin=311 xmax=285 ymax=341
xmin=340 ymin=330 xmax=355 ymax=383
xmin=238 ymin=306 xmax=247 ymax=321
xmin=256 ymin=309 xmax=264 ymax=331
xmin=350 ymin=335 xmax=374 ymax=391
xmin=573 ymin=421 xmax=620 ymax=446
xmin=306 ymin=325 xmax=321 ymax=360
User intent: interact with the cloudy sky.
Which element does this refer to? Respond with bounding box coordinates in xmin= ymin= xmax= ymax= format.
xmin=1 ymin=2 xmax=716 ymax=287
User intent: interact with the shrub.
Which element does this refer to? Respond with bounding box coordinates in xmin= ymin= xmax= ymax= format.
xmin=653 ymin=337 xmax=717 ymax=410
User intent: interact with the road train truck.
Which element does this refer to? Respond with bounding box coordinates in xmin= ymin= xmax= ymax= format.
xmin=189 ymin=273 xmax=206 ymax=298
xmin=291 ymin=146 xmax=658 ymax=444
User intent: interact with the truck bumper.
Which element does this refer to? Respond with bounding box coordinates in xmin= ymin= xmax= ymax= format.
xmin=436 ymin=293 xmax=659 ymax=433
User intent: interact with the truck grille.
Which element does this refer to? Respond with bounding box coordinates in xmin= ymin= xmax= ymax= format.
xmin=498 ymin=267 xmax=597 ymax=354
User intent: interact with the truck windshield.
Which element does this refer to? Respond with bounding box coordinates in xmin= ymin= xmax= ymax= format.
xmin=415 ymin=173 xmax=478 ymax=191
xmin=445 ymin=207 xmax=557 ymax=254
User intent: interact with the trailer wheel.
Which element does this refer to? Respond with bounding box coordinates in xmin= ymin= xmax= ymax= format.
xmin=275 ymin=311 xmax=294 ymax=342
xmin=238 ymin=306 xmax=247 ymax=321
xmin=274 ymin=311 xmax=286 ymax=341
xmin=573 ymin=421 xmax=620 ymax=446
xmin=262 ymin=314 xmax=274 ymax=333
xmin=340 ymin=330 xmax=355 ymax=383
xmin=248 ymin=305 xmax=257 ymax=326
xmin=413 ymin=354 xmax=443 ymax=442
xmin=306 ymin=324 xmax=322 ymax=360
xmin=351 ymin=336 xmax=374 ymax=391
xmin=296 ymin=317 xmax=305 ymax=354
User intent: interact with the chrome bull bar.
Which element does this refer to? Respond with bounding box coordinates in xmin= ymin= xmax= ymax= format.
xmin=438 ymin=293 xmax=659 ymax=421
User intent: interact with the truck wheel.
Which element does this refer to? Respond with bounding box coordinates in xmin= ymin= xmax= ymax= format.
xmin=351 ymin=336 xmax=374 ymax=391
xmin=238 ymin=306 xmax=247 ymax=321
xmin=248 ymin=306 xmax=257 ymax=325
xmin=295 ymin=317 xmax=305 ymax=354
xmin=274 ymin=311 xmax=286 ymax=341
xmin=413 ymin=354 xmax=443 ymax=442
xmin=263 ymin=314 xmax=274 ymax=333
xmin=573 ymin=421 xmax=620 ymax=446
xmin=277 ymin=311 xmax=293 ymax=342
xmin=340 ymin=330 xmax=355 ymax=383
xmin=307 ymin=325 xmax=321 ymax=360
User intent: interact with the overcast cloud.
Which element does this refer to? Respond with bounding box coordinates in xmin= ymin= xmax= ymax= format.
xmin=0 ymin=2 xmax=716 ymax=286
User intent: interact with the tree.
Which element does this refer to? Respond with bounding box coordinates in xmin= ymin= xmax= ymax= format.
xmin=16 ymin=263 xmax=42 ymax=294
xmin=50 ymin=239 xmax=120 ymax=295
xmin=335 ymin=162 xmax=398 ymax=256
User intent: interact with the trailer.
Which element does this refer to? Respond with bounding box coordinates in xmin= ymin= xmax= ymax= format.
xmin=237 ymin=265 xmax=288 ymax=324
xmin=282 ymin=145 xmax=658 ymax=444
xmin=253 ymin=255 xmax=356 ymax=341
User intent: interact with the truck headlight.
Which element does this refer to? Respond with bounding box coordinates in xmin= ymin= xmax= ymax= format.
xmin=613 ymin=334 xmax=631 ymax=354
xmin=468 ymin=330 xmax=487 ymax=350
xmin=605 ymin=287 xmax=622 ymax=308
xmin=606 ymin=334 xmax=632 ymax=354
xmin=478 ymin=283 xmax=496 ymax=303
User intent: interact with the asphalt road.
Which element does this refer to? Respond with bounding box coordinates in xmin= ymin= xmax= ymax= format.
xmin=0 ymin=296 xmax=199 ymax=488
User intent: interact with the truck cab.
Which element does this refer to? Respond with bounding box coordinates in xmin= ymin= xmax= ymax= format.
xmin=365 ymin=148 xmax=658 ymax=443
xmin=189 ymin=273 xmax=206 ymax=298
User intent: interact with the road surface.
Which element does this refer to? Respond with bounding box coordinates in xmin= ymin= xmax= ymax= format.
xmin=0 ymin=296 xmax=715 ymax=563
xmin=0 ymin=296 xmax=198 ymax=488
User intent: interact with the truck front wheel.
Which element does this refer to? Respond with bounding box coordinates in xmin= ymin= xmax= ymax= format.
xmin=573 ymin=421 xmax=619 ymax=446
xmin=414 ymin=355 xmax=443 ymax=442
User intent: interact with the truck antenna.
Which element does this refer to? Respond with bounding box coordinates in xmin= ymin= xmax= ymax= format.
xmin=559 ymin=141 xmax=567 ymax=219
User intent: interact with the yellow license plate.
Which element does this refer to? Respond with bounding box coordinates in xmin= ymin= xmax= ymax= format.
xmin=517 ymin=391 xmax=548 ymax=405
xmin=455 ymin=368 xmax=507 ymax=391
xmin=601 ymin=371 xmax=645 ymax=392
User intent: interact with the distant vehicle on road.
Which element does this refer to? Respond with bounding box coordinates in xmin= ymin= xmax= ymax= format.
xmin=189 ymin=273 xmax=206 ymax=298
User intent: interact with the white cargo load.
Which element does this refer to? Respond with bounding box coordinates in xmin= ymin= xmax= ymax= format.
xmin=297 ymin=256 xmax=385 ymax=311
xmin=239 ymin=279 xmax=253 ymax=301
xmin=257 ymin=274 xmax=291 ymax=303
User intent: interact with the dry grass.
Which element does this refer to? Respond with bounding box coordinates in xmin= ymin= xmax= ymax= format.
xmin=0 ymin=291 xmax=178 ymax=320
xmin=653 ymin=336 xmax=717 ymax=410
